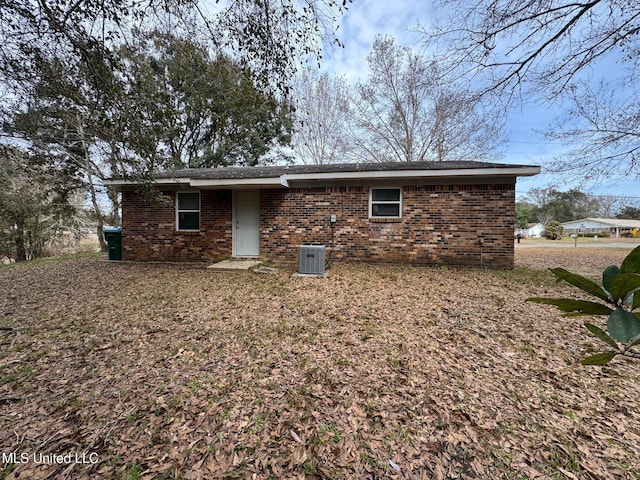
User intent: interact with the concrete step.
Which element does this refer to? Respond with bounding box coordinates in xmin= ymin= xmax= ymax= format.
xmin=207 ymin=259 xmax=262 ymax=271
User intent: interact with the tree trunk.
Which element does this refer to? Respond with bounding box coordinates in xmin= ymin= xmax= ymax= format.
xmin=107 ymin=186 xmax=121 ymax=227
xmin=14 ymin=218 xmax=27 ymax=262
xmin=89 ymin=179 xmax=108 ymax=252
xmin=78 ymin=116 xmax=108 ymax=252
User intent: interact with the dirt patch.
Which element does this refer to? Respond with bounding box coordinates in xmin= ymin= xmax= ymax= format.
xmin=1 ymin=249 xmax=639 ymax=479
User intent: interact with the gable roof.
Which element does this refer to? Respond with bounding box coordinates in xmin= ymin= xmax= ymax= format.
xmin=105 ymin=160 xmax=540 ymax=189
xmin=561 ymin=218 xmax=640 ymax=229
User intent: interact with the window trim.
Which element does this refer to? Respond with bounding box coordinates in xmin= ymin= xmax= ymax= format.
xmin=176 ymin=191 xmax=201 ymax=232
xmin=369 ymin=187 xmax=402 ymax=220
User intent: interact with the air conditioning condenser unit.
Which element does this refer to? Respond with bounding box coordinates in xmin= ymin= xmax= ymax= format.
xmin=298 ymin=245 xmax=325 ymax=275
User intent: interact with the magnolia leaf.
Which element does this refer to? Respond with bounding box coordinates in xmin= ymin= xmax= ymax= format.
xmin=584 ymin=322 xmax=619 ymax=349
xmin=633 ymin=292 xmax=640 ymax=310
xmin=548 ymin=268 xmax=610 ymax=302
xmin=527 ymin=298 xmax=612 ymax=315
xmin=622 ymin=315 xmax=640 ymax=347
xmin=602 ymin=265 xmax=620 ymax=293
xmin=620 ymin=245 xmax=640 ymax=274
xmin=610 ymin=274 xmax=640 ymax=303
xmin=607 ymin=308 xmax=640 ymax=342
xmin=581 ymin=351 xmax=617 ymax=366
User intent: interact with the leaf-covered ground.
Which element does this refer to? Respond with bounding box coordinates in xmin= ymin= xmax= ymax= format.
xmin=1 ymin=248 xmax=639 ymax=479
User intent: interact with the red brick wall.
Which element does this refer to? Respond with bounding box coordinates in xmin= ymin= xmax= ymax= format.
xmin=121 ymin=182 xmax=515 ymax=269
xmin=260 ymin=184 xmax=515 ymax=269
xmin=121 ymin=190 xmax=232 ymax=262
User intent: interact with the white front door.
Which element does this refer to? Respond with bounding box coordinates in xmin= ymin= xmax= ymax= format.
xmin=233 ymin=190 xmax=260 ymax=257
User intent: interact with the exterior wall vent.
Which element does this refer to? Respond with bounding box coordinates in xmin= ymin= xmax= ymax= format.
xmin=298 ymin=245 xmax=326 ymax=275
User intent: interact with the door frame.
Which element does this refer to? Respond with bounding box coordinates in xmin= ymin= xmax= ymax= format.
xmin=232 ymin=190 xmax=260 ymax=257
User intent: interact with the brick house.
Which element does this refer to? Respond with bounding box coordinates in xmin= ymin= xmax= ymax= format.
xmin=105 ymin=161 xmax=539 ymax=269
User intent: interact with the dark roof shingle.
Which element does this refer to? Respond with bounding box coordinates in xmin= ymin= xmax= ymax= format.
xmin=154 ymin=160 xmax=532 ymax=180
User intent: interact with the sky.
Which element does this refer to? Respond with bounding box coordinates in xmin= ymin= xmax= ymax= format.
xmin=318 ymin=0 xmax=639 ymax=201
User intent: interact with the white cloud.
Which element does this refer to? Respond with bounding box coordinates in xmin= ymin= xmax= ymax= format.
xmin=321 ymin=0 xmax=425 ymax=83
xmin=315 ymin=0 xmax=638 ymax=198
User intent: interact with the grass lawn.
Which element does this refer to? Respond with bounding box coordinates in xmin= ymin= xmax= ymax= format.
xmin=1 ymin=248 xmax=639 ymax=479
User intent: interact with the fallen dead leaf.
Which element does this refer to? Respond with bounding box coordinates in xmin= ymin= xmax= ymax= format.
xmin=0 ymin=247 xmax=638 ymax=479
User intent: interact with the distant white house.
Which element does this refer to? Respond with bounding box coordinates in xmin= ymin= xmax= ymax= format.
xmin=515 ymin=222 xmax=544 ymax=238
xmin=561 ymin=218 xmax=640 ymax=238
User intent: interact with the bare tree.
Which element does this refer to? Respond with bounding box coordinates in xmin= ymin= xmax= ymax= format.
xmin=422 ymin=0 xmax=640 ymax=183
xmin=545 ymin=81 xmax=640 ymax=184
xmin=596 ymin=195 xmax=628 ymax=219
xmin=424 ymin=0 xmax=639 ymax=99
xmin=536 ymin=212 xmax=554 ymax=228
xmin=291 ymin=70 xmax=349 ymax=164
xmin=346 ymin=36 xmax=504 ymax=163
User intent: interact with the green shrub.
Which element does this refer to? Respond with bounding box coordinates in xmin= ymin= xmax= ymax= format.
xmin=543 ymin=221 xmax=563 ymax=240
xmin=527 ymin=245 xmax=640 ymax=365
xmin=579 ymin=232 xmax=609 ymax=238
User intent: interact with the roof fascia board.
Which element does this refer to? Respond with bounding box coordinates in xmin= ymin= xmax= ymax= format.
xmin=189 ymin=177 xmax=285 ymax=187
xmin=562 ymin=218 xmax=640 ymax=227
xmin=287 ymin=175 xmax=519 ymax=189
xmin=283 ymin=166 xmax=540 ymax=182
xmin=104 ymin=165 xmax=540 ymax=187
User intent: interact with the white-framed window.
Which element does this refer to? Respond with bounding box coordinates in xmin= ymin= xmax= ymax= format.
xmin=369 ymin=187 xmax=402 ymax=219
xmin=176 ymin=191 xmax=200 ymax=231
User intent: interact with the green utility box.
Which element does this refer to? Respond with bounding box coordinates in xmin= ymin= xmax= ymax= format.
xmin=103 ymin=227 xmax=122 ymax=261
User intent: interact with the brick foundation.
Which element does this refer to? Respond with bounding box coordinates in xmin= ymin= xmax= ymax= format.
xmin=121 ymin=182 xmax=515 ymax=269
